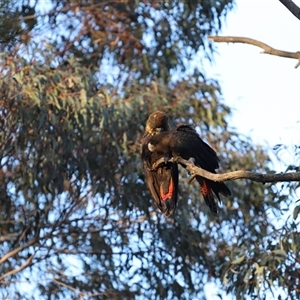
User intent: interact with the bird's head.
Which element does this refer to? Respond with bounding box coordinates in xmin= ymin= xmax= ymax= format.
xmin=145 ymin=111 xmax=169 ymax=135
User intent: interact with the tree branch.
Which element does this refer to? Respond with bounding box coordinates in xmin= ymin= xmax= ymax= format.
xmin=153 ymin=157 xmax=300 ymax=183
xmin=0 ymin=236 xmax=36 ymax=266
xmin=279 ymin=0 xmax=300 ymax=21
xmin=0 ymin=255 xmax=34 ymax=281
xmin=0 ymin=218 xmax=41 ymax=265
xmin=208 ymin=36 xmax=300 ymax=68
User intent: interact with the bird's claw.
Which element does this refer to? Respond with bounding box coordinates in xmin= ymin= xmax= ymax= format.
xmin=188 ymin=157 xmax=196 ymax=165
xmin=151 ymin=156 xmax=172 ymax=170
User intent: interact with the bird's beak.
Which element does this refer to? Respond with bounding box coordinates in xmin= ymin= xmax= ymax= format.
xmin=154 ymin=127 xmax=162 ymax=134
xmin=148 ymin=142 xmax=155 ymax=152
xmin=146 ymin=126 xmax=162 ymax=135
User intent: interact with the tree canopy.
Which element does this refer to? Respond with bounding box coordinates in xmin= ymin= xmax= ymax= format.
xmin=0 ymin=0 xmax=299 ymax=299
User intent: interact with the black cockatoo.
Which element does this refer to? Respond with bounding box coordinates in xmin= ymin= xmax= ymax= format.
xmin=147 ymin=123 xmax=231 ymax=213
xmin=141 ymin=111 xmax=179 ymax=216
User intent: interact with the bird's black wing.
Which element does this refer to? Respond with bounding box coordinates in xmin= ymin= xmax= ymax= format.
xmin=170 ymin=125 xmax=231 ymax=212
xmin=170 ymin=125 xmax=219 ymax=171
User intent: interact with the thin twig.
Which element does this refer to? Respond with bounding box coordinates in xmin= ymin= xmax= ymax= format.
xmin=0 ymin=236 xmax=37 ymax=265
xmin=53 ymin=278 xmax=85 ymax=297
xmin=0 ymin=218 xmax=41 ymax=265
xmin=208 ymin=36 xmax=300 ymax=68
xmin=0 ymin=255 xmax=34 ymax=281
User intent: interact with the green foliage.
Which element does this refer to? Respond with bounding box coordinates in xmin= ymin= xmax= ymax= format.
xmin=220 ymin=219 xmax=300 ymax=300
xmin=0 ymin=0 xmax=299 ymax=299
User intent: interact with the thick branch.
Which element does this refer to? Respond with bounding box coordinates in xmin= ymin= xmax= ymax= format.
xmin=153 ymin=157 xmax=300 ymax=183
xmin=208 ymin=36 xmax=300 ymax=68
xmin=279 ymin=0 xmax=300 ymax=21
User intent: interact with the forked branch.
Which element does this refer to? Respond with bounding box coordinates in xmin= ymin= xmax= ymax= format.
xmin=208 ymin=36 xmax=300 ymax=68
xmin=153 ymin=157 xmax=300 ymax=183
xmin=0 ymin=255 xmax=34 ymax=281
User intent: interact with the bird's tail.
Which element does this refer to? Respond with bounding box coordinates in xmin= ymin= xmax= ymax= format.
xmin=156 ymin=164 xmax=178 ymax=216
xmin=197 ymin=177 xmax=218 ymax=213
xmin=197 ymin=176 xmax=231 ymax=213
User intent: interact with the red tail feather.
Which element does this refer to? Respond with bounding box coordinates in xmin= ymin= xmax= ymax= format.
xmin=199 ymin=179 xmax=218 ymax=213
xmin=200 ymin=180 xmax=213 ymax=198
xmin=160 ymin=177 xmax=175 ymax=201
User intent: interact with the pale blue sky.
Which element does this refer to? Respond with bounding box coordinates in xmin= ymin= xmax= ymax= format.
xmin=207 ymin=0 xmax=300 ymax=154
